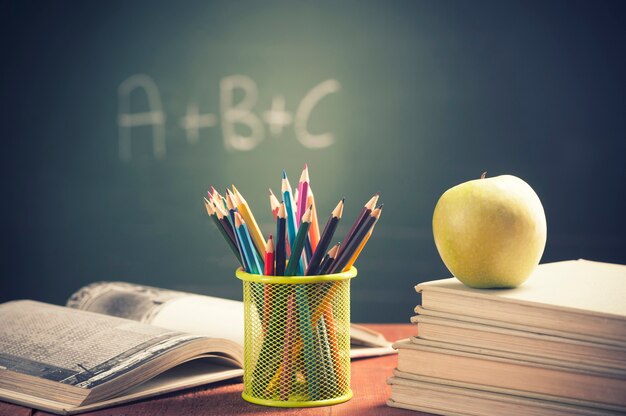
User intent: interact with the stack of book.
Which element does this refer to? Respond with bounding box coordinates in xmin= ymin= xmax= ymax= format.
xmin=387 ymin=259 xmax=626 ymax=416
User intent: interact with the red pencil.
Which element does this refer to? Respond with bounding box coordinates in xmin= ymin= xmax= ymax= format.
xmin=269 ymin=188 xmax=280 ymax=221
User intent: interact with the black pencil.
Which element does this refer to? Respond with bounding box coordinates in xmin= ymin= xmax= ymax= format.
xmin=335 ymin=193 xmax=378 ymax=261
xmin=212 ymin=198 xmax=237 ymax=247
xmin=306 ymin=198 xmax=344 ymax=275
xmin=318 ymin=243 xmax=341 ymax=275
xmin=329 ymin=205 xmax=382 ymax=274
xmin=275 ymin=202 xmax=287 ymax=276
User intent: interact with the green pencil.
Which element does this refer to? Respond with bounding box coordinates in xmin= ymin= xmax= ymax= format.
xmin=284 ymin=206 xmax=312 ymax=277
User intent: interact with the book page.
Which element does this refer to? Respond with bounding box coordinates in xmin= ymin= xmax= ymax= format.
xmin=0 ymin=300 xmax=201 ymax=388
xmin=67 ymin=282 xmax=245 ymax=345
xmin=67 ymin=281 xmax=394 ymax=354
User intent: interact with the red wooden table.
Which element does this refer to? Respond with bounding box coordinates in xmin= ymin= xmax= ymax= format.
xmin=0 ymin=324 xmax=430 ymax=416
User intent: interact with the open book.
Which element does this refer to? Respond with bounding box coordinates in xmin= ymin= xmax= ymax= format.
xmin=0 ymin=282 xmax=394 ymax=415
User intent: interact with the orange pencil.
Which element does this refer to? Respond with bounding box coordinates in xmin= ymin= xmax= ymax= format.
xmin=296 ymin=164 xmax=310 ymax=225
xmin=307 ymin=187 xmax=321 ymax=251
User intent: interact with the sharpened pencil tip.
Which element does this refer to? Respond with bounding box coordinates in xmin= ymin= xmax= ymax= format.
xmin=300 ymin=164 xmax=310 ymax=183
xmin=282 ymin=169 xmax=287 ymax=179
xmin=203 ymin=197 xmax=210 ymax=204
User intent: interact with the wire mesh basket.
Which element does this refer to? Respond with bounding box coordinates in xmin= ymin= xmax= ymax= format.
xmin=236 ymin=267 xmax=356 ymax=407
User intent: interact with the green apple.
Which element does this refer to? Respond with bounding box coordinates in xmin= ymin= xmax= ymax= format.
xmin=432 ymin=174 xmax=547 ymax=288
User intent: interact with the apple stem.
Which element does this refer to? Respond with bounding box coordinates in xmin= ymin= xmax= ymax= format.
xmin=480 ymin=171 xmax=487 ymax=179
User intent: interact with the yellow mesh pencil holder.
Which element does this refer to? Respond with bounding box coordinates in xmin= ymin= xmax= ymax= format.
xmin=236 ymin=267 xmax=356 ymax=407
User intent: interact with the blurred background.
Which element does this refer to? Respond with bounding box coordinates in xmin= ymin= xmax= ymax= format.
xmin=2 ymin=0 xmax=625 ymax=322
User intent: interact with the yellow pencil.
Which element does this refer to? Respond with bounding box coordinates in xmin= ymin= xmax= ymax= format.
xmin=343 ymin=226 xmax=374 ymax=271
xmin=232 ymin=185 xmax=266 ymax=258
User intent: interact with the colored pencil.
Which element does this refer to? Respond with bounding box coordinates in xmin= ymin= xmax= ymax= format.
xmin=307 ymin=188 xmax=321 ymax=251
xmin=318 ymin=243 xmax=340 ymax=276
xmin=252 ymin=290 xmax=287 ymax=394
xmin=329 ymin=206 xmax=382 ymax=274
xmin=264 ymin=235 xmax=275 ymax=276
xmin=281 ymin=170 xmax=303 ymax=274
xmin=343 ymin=224 xmax=376 ymax=272
xmin=233 ymin=212 xmax=253 ymax=273
xmin=269 ymin=188 xmax=280 ymax=220
xmin=262 ymin=235 xmax=274 ymax=334
xmin=284 ymin=206 xmax=312 ymax=277
xmin=210 ymin=186 xmax=222 ymax=200
xmin=232 ymin=185 xmax=266 ymax=258
xmin=336 ymin=193 xmax=378 ymax=261
xmin=211 ymin=198 xmax=236 ymax=244
xmin=204 ymin=197 xmax=243 ymax=266
xmin=306 ymin=198 xmax=344 ymax=275
xmin=282 ymin=171 xmax=298 ymax=247
xmin=234 ymin=212 xmax=264 ymax=274
xmin=212 ymin=199 xmax=244 ymax=265
xmin=296 ymin=164 xmax=309 ymax=225
xmin=225 ymin=190 xmax=238 ymax=227
xmin=269 ymin=280 xmax=333 ymax=397
xmin=204 ymin=196 xmax=218 ymax=221
xmin=304 ymin=236 xmax=313 ymax=265
xmin=322 ymin=302 xmax=344 ymax=388
xmin=295 ymin=282 xmax=318 ymax=399
xmin=210 ymin=186 xmax=228 ymax=211
xmin=318 ymin=314 xmax=338 ymax=392
xmin=225 ymin=190 xmax=249 ymax=271
xmin=275 ymin=202 xmax=287 ymax=276
xmin=314 ymin=320 xmax=329 ymax=390
xmin=280 ymin=290 xmax=296 ymax=400
xmin=296 ymin=165 xmax=311 ymax=268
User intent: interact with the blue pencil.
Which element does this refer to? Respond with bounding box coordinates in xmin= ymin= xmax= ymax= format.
xmin=235 ymin=212 xmax=264 ymax=274
xmin=223 ymin=190 xmax=250 ymax=271
xmin=233 ymin=215 xmax=253 ymax=272
xmin=226 ymin=190 xmax=239 ymax=228
xmin=281 ymin=170 xmax=304 ymax=275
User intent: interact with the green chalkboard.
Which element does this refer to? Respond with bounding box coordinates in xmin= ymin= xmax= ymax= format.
xmin=3 ymin=0 xmax=626 ymax=322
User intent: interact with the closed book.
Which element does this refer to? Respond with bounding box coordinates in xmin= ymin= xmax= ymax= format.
xmin=411 ymin=314 xmax=626 ymax=373
xmin=408 ymin=336 xmax=626 ymax=378
xmin=394 ymin=340 xmax=626 ymax=412
xmin=416 ymin=260 xmax=626 ymax=346
xmin=387 ymin=374 xmax=622 ymax=416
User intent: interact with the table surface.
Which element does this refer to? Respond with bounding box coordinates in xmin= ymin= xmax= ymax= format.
xmin=0 ymin=324 xmax=430 ymax=416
